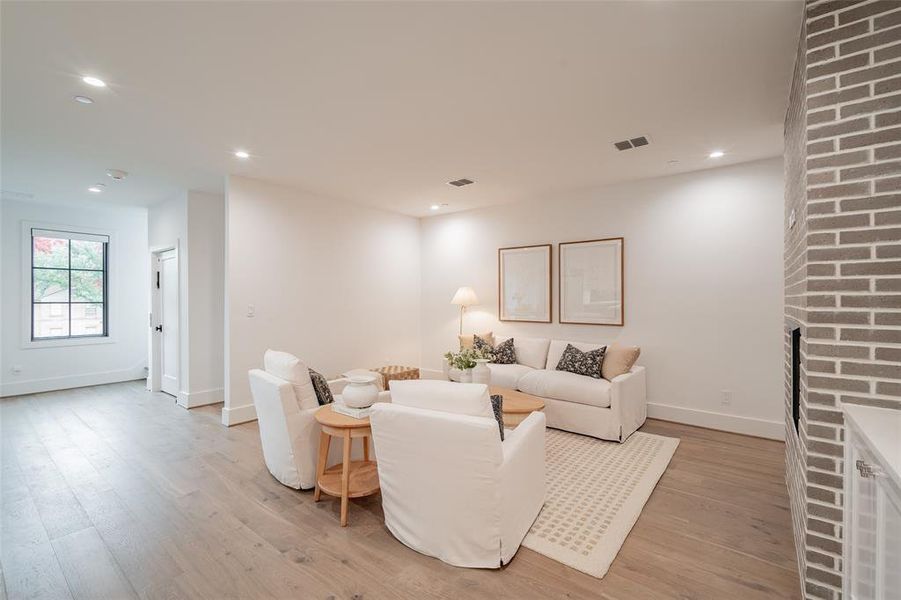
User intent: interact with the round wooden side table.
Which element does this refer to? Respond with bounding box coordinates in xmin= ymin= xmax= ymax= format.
xmin=313 ymin=404 xmax=379 ymax=527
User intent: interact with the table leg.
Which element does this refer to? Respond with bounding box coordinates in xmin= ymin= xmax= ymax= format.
xmin=313 ymin=432 xmax=330 ymax=502
xmin=340 ymin=431 xmax=352 ymax=526
xmin=363 ymin=436 xmax=370 ymax=462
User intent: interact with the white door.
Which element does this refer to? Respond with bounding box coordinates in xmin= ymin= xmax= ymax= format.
xmin=159 ymin=250 xmax=178 ymax=397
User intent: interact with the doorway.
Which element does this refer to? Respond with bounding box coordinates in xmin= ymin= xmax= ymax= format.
xmin=150 ymin=248 xmax=179 ymax=399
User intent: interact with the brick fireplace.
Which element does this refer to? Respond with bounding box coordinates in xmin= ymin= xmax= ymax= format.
xmin=784 ymin=2 xmax=901 ymax=598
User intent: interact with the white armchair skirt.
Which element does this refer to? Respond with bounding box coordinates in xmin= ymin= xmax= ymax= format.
xmin=370 ymin=402 xmax=546 ymax=568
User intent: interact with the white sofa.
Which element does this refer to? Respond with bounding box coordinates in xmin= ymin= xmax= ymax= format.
xmin=248 ymin=351 xmax=389 ymax=490
xmin=370 ymin=380 xmax=545 ymax=568
xmin=486 ymin=337 xmax=646 ymax=442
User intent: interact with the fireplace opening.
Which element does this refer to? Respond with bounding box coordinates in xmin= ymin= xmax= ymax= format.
xmin=791 ymin=327 xmax=801 ymax=435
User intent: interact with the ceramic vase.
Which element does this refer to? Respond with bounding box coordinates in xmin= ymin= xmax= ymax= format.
xmin=472 ymin=359 xmax=490 ymax=385
xmin=342 ymin=374 xmax=379 ymax=408
xmin=448 ymin=367 xmax=462 ymax=382
xmin=459 ymin=368 xmax=473 ymax=383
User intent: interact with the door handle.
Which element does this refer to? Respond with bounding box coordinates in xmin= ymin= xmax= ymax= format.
xmin=155 ymin=325 xmax=163 ymax=332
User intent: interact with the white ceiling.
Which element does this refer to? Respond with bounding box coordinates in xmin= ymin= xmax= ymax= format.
xmin=1 ymin=1 xmax=802 ymax=217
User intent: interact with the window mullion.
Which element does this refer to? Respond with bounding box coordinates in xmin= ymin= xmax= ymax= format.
xmin=68 ymin=240 xmax=72 ymax=338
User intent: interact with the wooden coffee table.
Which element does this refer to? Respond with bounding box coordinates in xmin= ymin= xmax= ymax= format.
xmin=313 ymin=405 xmax=380 ymax=527
xmin=489 ymin=386 xmax=545 ymax=427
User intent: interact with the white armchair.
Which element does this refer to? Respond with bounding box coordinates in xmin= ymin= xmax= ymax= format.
xmin=248 ymin=351 xmax=387 ymax=490
xmin=369 ymin=380 xmax=546 ymax=568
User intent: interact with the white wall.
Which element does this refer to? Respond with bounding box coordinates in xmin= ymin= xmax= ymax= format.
xmin=225 ymin=175 xmax=421 ymax=425
xmin=419 ymin=158 xmax=785 ymax=439
xmin=147 ymin=190 xmax=225 ymax=408
xmin=186 ymin=191 xmax=225 ymax=405
xmin=0 ymin=199 xmax=149 ymax=396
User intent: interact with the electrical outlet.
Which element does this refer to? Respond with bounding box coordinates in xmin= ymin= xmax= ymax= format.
xmin=11 ymin=365 xmax=22 ymax=375
xmin=721 ymin=390 xmax=732 ymax=406
xmin=246 ymin=304 xmax=255 ymax=318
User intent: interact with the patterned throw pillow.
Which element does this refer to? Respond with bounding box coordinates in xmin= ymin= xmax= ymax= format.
xmin=493 ymin=338 xmax=517 ymax=364
xmin=555 ymin=344 xmax=606 ymax=379
xmin=490 ymin=394 xmax=505 ymax=441
xmin=309 ymin=369 xmax=334 ymax=405
xmin=475 ymin=334 xmax=517 ymax=364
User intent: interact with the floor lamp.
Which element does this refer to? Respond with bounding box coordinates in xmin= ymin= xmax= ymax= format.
xmin=451 ymin=287 xmax=479 ymax=335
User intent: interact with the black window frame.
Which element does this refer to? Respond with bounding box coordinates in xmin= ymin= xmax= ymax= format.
xmin=30 ymin=228 xmax=109 ymax=341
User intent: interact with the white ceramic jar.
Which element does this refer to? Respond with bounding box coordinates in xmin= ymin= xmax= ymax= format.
xmin=341 ymin=374 xmax=379 ymax=408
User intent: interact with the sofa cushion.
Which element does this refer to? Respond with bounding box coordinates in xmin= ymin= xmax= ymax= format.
xmin=555 ymin=343 xmax=606 ymax=379
xmin=487 ymin=363 xmax=533 ymax=389
xmin=263 ymin=350 xmax=318 ymax=410
xmin=517 ymin=369 xmax=612 ymax=408
xmin=545 ymin=339 xmax=607 ymax=371
xmin=602 ymin=343 xmax=641 ymax=380
xmin=497 ymin=336 xmax=550 ymax=370
xmin=389 ymin=380 xmax=494 ymax=419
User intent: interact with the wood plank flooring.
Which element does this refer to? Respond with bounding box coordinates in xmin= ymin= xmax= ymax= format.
xmin=0 ymin=382 xmax=800 ymax=599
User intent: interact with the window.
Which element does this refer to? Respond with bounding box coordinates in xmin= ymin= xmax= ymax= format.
xmin=31 ymin=228 xmax=108 ymax=340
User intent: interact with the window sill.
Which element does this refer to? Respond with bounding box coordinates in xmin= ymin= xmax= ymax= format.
xmin=21 ymin=336 xmax=116 ymax=350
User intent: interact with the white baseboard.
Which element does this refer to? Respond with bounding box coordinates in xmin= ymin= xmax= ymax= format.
xmin=647 ymin=402 xmax=784 ymax=441
xmin=0 ymin=366 xmax=147 ymax=398
xmin=177 ymin=387 xmax=224 ymax=409
xmin=221 ymin=403 xmax=257 ymax=426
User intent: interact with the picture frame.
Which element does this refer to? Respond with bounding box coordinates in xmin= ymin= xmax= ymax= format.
xmin=559 ymin=237 xmax=624 ymax=326
xmin=498 ymin=244 xmax=552 ymax=323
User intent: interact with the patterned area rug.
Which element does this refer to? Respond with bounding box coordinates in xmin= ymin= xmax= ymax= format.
xmin=522 ymin=429 xmax=679 ymax=578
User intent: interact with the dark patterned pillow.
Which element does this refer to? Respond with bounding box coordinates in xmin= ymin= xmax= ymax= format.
xmin=493 ymin=338 xmax=517 ymax=364
xmin=555 ymin=344 xmax=606 ymax=379
xmin=474 ymin=335 xmax=517 ymax=365
xmin=490 ymin=394 xmax=505 ymax=441
xmin=473 ymin=334 xmax=495 ymax=359
xmin=309 ymin=369 xmax=334 ymax=405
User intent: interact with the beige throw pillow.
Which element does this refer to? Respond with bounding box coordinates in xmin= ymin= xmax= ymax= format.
xmin=602 ymin=343 xmax=641 ymax=381
xmin=459 ymin=331 xmax=495 ymax=350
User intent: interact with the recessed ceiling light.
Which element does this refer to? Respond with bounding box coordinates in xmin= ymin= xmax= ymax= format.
xmin=82 ymin=76 xmax=106 ymax=88
xmin=708 ymin=150 xmax=725 ymax=159
xmin=88 ymin=184 xmax=105 ymax=193
xmin=430 ymin=204 xmax=441 ymax=211
xmin=74 ymin=95 xmax=94 ymax=104
xmin=234 ymin=150 xmax=250 ymax=159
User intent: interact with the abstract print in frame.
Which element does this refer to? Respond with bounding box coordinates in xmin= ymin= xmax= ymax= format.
xmin=498 ymin=244 xmax=552 ymax=323
xmin=559 ymin=238 xmax=624 ymax=326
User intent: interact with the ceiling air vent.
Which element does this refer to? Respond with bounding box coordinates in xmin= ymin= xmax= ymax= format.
xmin=614 ymin=136 xmax=650 ymax=151
xmin=447 ymin=178 xmax=474 ymax=187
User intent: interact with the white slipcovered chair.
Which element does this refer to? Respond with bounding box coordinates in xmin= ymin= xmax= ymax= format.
xmin=369 ymin=380 xmax=546 ymax=568
xmin=248 ymin=350 xmax=388 ymax=490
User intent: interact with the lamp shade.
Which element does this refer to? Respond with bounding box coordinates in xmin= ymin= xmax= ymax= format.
xmin=451 ymin=286 xmax=479 ymax=307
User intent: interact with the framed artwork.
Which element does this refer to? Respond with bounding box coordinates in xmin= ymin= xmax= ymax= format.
xmin=498 ymin=244 xmax=552 ymax=323
xmin=559 ymin=237 xmax=624 ymax=326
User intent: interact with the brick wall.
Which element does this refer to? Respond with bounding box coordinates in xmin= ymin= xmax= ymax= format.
xmin=786 ymin=1 xmax=901 ymax=598
xmin=785 ymin=12 xmax=810 ymax=596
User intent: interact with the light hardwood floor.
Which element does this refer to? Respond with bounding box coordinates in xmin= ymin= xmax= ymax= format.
xmin=1 ymin=382 xmax=800 ymax=599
